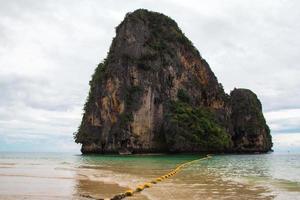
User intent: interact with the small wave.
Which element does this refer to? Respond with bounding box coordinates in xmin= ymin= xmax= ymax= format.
xmin=272 ymin=178 xmax=300 ymax=192
xmin=60 ymin=161 xmax=71 ymax=165
xmin=28 ymin=163 xmax=42 ymax=166
xmin=0 ymin=173 xmax=74 ymax=180
xmin=240 ymin=175 xmax=300 ymax=194
xmin=54 ymin=167 xmax=76 ymax=171
xmin=0 ymin=163 xmax=16 ymax=166
xmin=78 ymin=165 xmax=103 ymax=169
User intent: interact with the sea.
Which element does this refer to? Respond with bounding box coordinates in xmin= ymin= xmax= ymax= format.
xmin=0 ymin=152 xmax=299 ymax=200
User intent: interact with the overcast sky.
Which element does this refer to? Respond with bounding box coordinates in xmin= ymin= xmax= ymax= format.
xmin=0 ymin=0 xmax=299 ymax=153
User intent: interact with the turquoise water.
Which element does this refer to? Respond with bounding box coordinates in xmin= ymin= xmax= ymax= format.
xmin=0 ymin=152 xmax=299 ymax=199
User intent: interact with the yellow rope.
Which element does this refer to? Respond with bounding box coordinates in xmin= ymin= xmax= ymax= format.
xmin=110 ymin=154 xmax=212 ymax=200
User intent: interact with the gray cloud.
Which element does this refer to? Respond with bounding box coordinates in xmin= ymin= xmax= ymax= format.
xmin=0 ymin=0 xmax=299 ymax=152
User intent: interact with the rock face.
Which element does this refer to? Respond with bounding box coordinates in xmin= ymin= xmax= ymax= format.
xmin=74 ymin=9 xmax=273 ymax=154
xmin=230 ymin=89 xmax=272 ymax=152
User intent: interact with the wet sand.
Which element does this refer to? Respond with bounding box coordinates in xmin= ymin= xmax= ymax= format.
xmin=0 ymin=165 xmax=275 ymax=200
xmin=0 ymin=164 xmax=270 ymax=200
xmin=0 ymin=160 xmax=148 ymax=200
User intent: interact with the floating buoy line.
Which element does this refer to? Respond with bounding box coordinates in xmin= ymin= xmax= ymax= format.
xmin=82 ymin=154 xmax=212 ymax=200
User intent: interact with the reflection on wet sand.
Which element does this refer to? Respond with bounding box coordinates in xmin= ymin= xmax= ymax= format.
xmin=0 ymin=172 xmax=75 ymax=200
xmin=73 ymin=157 xmax=275 ymax=200
xmin=148 ymin=171 xmax=275 ymax=200
xmin=0 ymin=158 xmax=274 ymax=200
xmin=74 ymin=164 xmax=150 ymax=200
xmin=75 ymin=179 xmax=127 ymax=199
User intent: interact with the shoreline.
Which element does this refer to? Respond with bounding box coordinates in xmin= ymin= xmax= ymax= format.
xmin=79 ymin=150 xmax=274 ymax=156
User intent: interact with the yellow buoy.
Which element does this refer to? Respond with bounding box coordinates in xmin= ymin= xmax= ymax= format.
xmin=144 ymin=183 xmax=152 ymax=188
xmin=136 ymin=185 xmax=144 ymax=192
xmin=125 ymin=190 xmax=134 ymax=196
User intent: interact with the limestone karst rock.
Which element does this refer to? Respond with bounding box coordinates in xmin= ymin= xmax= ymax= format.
xmin=74 ymin=9 xmax=272 ymax=154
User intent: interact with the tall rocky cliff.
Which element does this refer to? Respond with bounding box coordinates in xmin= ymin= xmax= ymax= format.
xmin=74 ymin=9 xmax=272 ymax=154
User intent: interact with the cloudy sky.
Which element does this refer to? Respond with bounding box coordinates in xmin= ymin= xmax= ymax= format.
xmin=0 ymin=0 xmax=299 ymax=153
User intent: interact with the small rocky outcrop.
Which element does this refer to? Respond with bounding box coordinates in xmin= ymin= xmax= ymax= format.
xmin=74 ymin=9 xmax=272 ymax=154
xmin=230 ymin=89 xmax=272 ymax=152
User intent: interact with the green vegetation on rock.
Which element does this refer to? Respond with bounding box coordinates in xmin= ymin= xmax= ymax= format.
xmin=91 ymin=60 xmax=107 ymax=84
xmin=74 ymin=59 xmax=108 ymax=144
xmin=125 ymin=85 xmax=143 ymax=110
xmin=119 ymin=112 xmax=134 ymax=128
xmin=177 ymin=89 xmax=191 ymax=103
xmin=164 ymin=90 xmax=232 ymax=152
xmin=125 ymin=9 xmax=201 ymax=63
xmin=118 ymin=85 xmax=144 ymax=128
